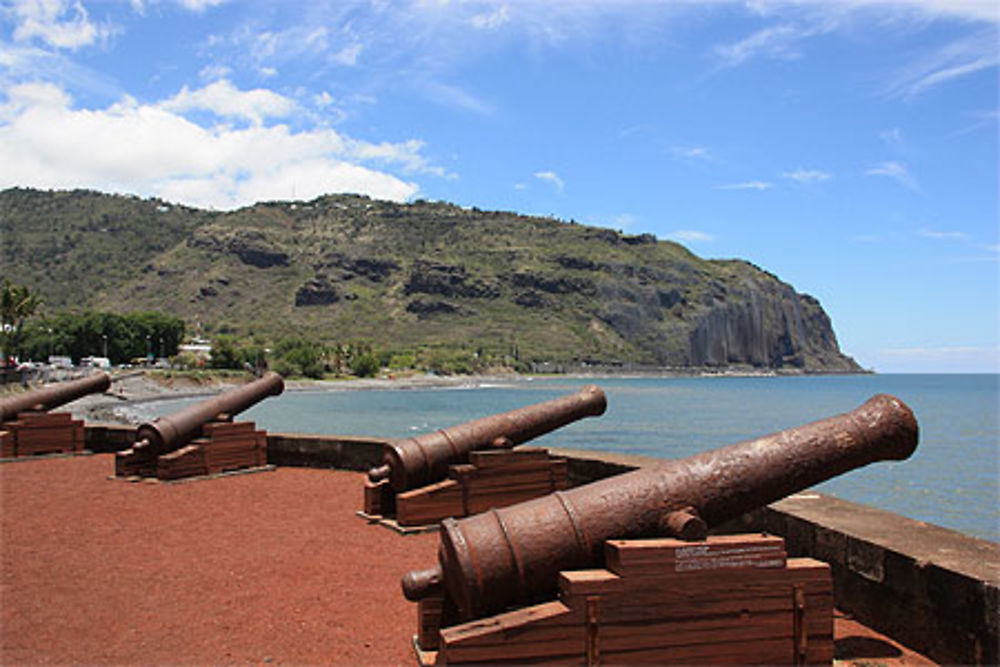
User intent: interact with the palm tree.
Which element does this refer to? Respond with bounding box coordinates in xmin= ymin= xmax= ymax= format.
xmin=0 ymin=281 xmax=43 ymax=367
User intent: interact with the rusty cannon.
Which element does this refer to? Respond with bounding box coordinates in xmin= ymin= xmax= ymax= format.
xmin=403 ymin=393 xmax=919 ymax=622
xmin=0 ymin=372 xmax=111 ymax=423
xmin=368 ymin=384 xmax=607 ymax=493
xmin=1 ymin=372 xmax=112 ymax=457
xmin=115 ymin=371 xmax=284 ymax=478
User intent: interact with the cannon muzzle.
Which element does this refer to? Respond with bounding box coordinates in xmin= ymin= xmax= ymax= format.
xmin=134 ymin=371 xmax=284 ymax=456
xmin=371 ymin=385 xmax=607 ymax=492
xmin=0 ymin=372 xmax=111 ymax=423
xmin=404 ymin=393 xmax=918 ymax=620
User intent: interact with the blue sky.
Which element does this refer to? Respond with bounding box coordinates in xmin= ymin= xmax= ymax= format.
xmin=1 ymin=0 xmax=997 ymax=373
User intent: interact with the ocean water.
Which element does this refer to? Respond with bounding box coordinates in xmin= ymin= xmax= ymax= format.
xmin=123 ymin=374 xmax=1000 ymax=542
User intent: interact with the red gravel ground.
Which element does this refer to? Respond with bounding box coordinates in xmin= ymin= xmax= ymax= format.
xmin=2 ymin=455 xmax=936 ymax=665
xmin=1 ymin=455 xmax=437 ymax=665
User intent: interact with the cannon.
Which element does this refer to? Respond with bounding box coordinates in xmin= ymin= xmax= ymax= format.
xmin=0 ymin=372 xmax=111 ymax=423
xmin=116 ymin=371 xmax=284 ymax=477
xmin=403 ymin=393 xmax=919 ymax=621
xmin=368 ymin=385 xmax=607 ymax=493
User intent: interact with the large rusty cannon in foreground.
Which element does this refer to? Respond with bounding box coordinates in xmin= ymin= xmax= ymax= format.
xmin=368 ymin=385 xmax=607 ymax=493
xmin=117 ymin=371 xmax=284 ymax=475
xmin=1 ymin=372 xmax=111 ymax=423
xmin=403 ymin=393 xmax=918 ymax=621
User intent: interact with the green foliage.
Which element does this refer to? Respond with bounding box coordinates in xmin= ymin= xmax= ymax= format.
xmin=0 ymin=280 xmax=43 ymax=364
xmin=209 ymin=335 xmax=244 ymax=370
xmin=20 ymin=310 xmax=184 ymax=365
xmin=349 ymin=352 xmax=380 ymax=378
xmin=272 ymin=337 xmax=327 ymax=379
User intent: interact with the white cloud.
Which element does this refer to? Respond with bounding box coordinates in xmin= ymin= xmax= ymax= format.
xmin=534 ymin=170 xmax=564 ymax=192
xmin=667 ymin=230 xmax=716 ymax=243
xmin=713 ymin=181 xmax=773 ymax=191
xmin=159 ymin=79 xmax=297 ymax=126
xmin=866 ymin=161 xmax=919 ymax=191
xmin=0 ymin=82 xmax=434 ymax=210
xmin=782 ymin=168 xmax=831 ymax=183
xmin=10 ymin=0 xmax=114 ymax=50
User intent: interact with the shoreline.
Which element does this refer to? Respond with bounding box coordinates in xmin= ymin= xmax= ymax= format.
xmin=34 ymin=367 xmax=869 ymax=425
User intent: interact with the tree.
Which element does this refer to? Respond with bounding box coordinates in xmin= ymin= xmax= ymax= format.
xmin=0 ymin=281 xmax=42 ymax=366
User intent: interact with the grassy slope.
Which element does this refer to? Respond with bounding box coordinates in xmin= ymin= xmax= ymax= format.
xmin=1 ymin=188 xmax=859 ymax=370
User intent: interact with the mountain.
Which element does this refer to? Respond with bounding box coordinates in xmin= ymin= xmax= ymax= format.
xmin=1 ymin=187 xmax=861 ymax=372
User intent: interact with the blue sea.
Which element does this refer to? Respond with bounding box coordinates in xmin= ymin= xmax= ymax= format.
xmin=125 ymin=374 xmax=1000 ymax=542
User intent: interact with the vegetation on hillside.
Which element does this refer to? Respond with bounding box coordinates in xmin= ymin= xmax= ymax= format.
xmin=1 ymin=187 xmax=861 ymax=373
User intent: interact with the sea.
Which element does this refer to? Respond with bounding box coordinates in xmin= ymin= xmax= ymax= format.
xmin=122 ymin=373 xmax=999 ymax=543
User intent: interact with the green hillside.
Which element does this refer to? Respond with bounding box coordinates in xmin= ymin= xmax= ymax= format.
xmin=1 ymin=187 xmax=860 ymax=372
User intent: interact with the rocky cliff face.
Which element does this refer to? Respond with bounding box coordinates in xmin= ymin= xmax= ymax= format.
xmin=1 ymin=188 xmax=861 ymax=372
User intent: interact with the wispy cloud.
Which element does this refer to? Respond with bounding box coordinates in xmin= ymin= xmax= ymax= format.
xmin=612 ymin=213 xmax=638 ymax=230
xmin=175 ymin=0 xmax=227 ymax=11
xmin=670 ymin=145 xmax=715 ymax=162
xmin=917 ymin=228 xmax=969 ymax=241
xmin=667 ymin=230 xmax=715 ymax=243
xmin=866 ymin=161 xmax=920 ymax=191
xmin=713 ymin=181 xmax=773 ymax=191
xmin=421 ymin=80 xmax=493 ymax=115
xmin=884 ymin=30 xmax=998 ymax=99
xmin=878 ymin=127 xmax=903 ymax=145
xmin=745 ymin=0 xmax=999 ymax=24
xmin=712 ymin=23 xmax=820 ymax=69
xmin=534 ymin=171 xmax=564 ymax=193
xmin=470 ymin=6 xmax=510 ymax=30
xmin=782 ymin=168 xmax=831 ymax=184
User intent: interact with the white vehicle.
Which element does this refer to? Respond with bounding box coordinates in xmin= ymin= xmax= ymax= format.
xmin=81 ymin=356 xmax=111 ymax=369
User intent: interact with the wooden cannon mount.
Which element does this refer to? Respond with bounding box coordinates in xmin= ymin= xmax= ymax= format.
xmin=363 ymin=386 xmax=605 ymax=529
xmin=1 ymin=373 xmax=110 ymax=458
xmin=364 ymin=448 xmax=570 ymax=528
xmin=115 ymin=371 xmax=283 ymax=481
xmin=403 ymin=394 xmax=919 ymax=665
xmin=414 ymin=534 xmax=833 ymax=666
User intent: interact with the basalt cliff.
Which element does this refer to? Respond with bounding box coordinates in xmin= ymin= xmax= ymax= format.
xmin=1 ymin=188 xmax=861 ymax=372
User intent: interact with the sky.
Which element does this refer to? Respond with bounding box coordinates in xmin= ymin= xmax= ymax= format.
xmin=0 ymin=0 xmax=997 ymax=373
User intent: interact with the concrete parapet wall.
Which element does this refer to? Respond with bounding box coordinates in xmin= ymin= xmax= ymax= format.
xmin=266 ymin=432 xmax=387 ymax=471
xmin=83 ymin=426 xmax=997 ymax=664
xmin=84 ymin=423 xmax=138 ymax=453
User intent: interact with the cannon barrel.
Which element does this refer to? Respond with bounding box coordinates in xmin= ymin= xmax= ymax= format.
xmin=0 ymin=372 xmax=111 ymax=422
xmin=403 ymin=393 xmax=918 ymax=621
xmin=134 ymin=371 xmax=284 ymax=456
xmin=369 ymin=385 xmax=607 ymax=492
